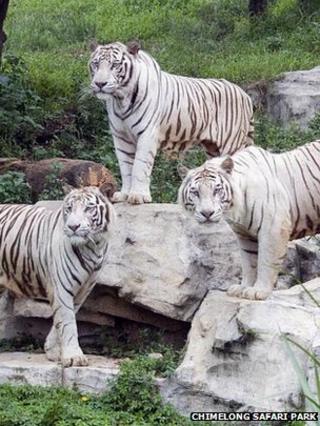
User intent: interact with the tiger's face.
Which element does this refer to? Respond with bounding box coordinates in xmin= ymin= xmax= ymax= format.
xmin=63 ymin=187 xmax=115 ymax=246
xmin=178 ymin=157 xmax=234 ymax=224
xmin=89 ymin=41 xmax=140 ymax=100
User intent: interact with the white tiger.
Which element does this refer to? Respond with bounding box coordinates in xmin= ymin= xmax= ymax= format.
xmin=178 ymin=141 xmax=320 ymax=300
xmin=89 ymin=40 xmax=254 ymax=205
xmin=0 ymin=187 xmax=115 ymax=366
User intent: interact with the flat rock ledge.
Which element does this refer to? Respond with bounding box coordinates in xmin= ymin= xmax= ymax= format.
xmin=0 ymin=353 xmax=119 ymax=394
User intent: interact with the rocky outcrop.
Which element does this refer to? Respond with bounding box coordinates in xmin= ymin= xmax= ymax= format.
xmin=0 ymin=203 xmax=242 ymax=340
xmin=0 ymin=158 xmax=117 ymax=201
xmin=35 ymin=202 xmax=242 ymax=324
xmin=96 ymin=203 xmax=242 ymax=321
xmin=246 ymin=66 xmax=320 ymax=128
xmin=1 ymin=202 xmax=320 ymax=338
xmin=161 ymin=279 xmax=320 ymax=414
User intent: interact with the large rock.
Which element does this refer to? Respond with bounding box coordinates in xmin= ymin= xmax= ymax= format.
xmin=0 ymin=158 xmax=117 ymax=201
xmin=278 ymin=237 xmax=320 ymax=288
xmin=161 ymin=279 xmax=320 ymax=414
xmin=246 ymin=66 xmax=320 ymax=128
xmin=2 ymin=201 xmax=320 ymax=336
xmin=34 ymin=202 xmax=242 ymax=323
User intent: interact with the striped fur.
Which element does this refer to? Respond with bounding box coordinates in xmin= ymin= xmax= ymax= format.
xmin=178 ymin=141 xmax=320 ymax=300
xmin=89 ymin=41 xmax=254 ymax=204
xmin=0 ymin=187 xmax=115 ymax=366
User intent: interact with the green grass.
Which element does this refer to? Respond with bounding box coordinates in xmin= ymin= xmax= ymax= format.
xmin=5 ymin=0 xmax=320 ymax=100
xmin=1 ymin=0 xmax=320 ymax=203
xmin=0 ymin=355 xmax=205 ymax=426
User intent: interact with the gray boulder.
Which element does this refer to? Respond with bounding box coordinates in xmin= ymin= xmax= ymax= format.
xmin=161 ymin=279 xmax=320 ymax=414
xmin=34 ymin=202 xmax=242 ymax=323
xmin=246 ymin=66 xmax=320 ymax=128
xmin=1 ymin=201 xmax=320 ymax=337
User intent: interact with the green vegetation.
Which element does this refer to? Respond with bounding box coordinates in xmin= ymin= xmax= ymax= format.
xmin=0 ymin=354 xmax=200 ymax=426
xmin=5 ymin=0 xmax=320 ymax=91
xmin=0 ymin=171 xmax=31 ymax=203
xmin=0 ymin=0 xmax=320 ymax=203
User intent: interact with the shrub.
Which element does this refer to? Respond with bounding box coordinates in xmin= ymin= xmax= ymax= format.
xmin=0 ymin=55 xmax=45 ymax=156
xmin=0 ymin=171 xmax=31 ymax=203
xmin=38 ymin=162 xmax=65 ymax=201
xmin=0 ymin=353 xmax=200 ymax=426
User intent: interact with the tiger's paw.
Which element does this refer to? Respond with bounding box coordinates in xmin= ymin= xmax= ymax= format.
xmin=112 ymin=191 xmax=128 ymax=203
xmin=241 ymin=287 xmax=272 ymax=301
xmin=227 ymin=284 xmax=248 ymax=298
xmin=127 ymin=192 xmax=152 ymax=204
xmin=61 ymin=349 xmax=88 ymax=367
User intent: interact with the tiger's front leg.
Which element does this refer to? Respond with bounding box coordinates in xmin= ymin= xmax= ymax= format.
xmin=241 ymin=219 xmax=291 ymax=301
xmin=45 ymin=277 xmax=99 ymax=364
xmin=51 ymin=288 xmax=88 ymax=367
xmin=127 ymin=132 xmax=157 ymax=204
xmin=227 ymin=235 xmax=258 ymax=298
xmin=112 ymin=135 xmax=136 ymax=203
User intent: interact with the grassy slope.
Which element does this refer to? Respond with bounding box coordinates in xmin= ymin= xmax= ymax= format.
xmin=5 ymin=0 xmax=320 ymax=104
xmin=2 ymin=0 xmax=320 ymax=203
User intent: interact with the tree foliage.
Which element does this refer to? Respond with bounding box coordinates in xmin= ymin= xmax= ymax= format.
xmin=0 ymin=0 xmax=9 ymax=64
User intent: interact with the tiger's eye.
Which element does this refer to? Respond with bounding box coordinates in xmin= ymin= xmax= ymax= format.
xmin=85 ymin=206 xmax=96 ymax=213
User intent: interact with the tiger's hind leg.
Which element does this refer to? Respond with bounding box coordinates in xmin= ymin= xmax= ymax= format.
xmin=227 ymin=235 xmax=258 ymax=298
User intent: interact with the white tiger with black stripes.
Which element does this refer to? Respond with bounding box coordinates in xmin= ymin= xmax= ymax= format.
xmin=178 ymin=141 xmax=320 ymax=300
xmin=0 ymin=187 xmax=115 ymax=366
xmin=89 ymin=40 xmax=254 ymax=204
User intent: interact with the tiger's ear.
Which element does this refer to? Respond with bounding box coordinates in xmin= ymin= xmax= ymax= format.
xmin=220 ymin=156 xmax=234 ymax=174
xmin=89 ymin=39 xmax=99 ymax=52
xmin=177 ymin=164 xmax=190 ymax=180
xmin=127 ymin=40 xmax=141 ymax=55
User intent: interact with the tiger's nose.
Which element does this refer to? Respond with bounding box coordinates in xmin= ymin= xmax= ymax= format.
xmin=200 ymin=210 xmax=214 ymax=219
xmin=95 ymin=81 xmax=107 ymax=89
xmin=68 ymin=224 xmax=80 ymax=232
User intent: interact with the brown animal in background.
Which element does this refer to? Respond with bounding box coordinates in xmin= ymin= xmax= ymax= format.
xmin=0 ymin=158 xmax=117 ymax=202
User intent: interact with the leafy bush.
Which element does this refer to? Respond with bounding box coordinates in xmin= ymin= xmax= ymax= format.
xmin=98 ymin=356 xmax=188 ymax=425
xmin=0 ymin=55 xmax=45 ymax=156
xmin=0 ymin=353 xmax=200 ymax=426
xmin=255 ymin=112 xmax=320 ymax=153
xmin=2 ymin=1 xmax=320 ymax=205
xmin=38 ymin=162 xmax=65 ymax=201
xmin=0 ymin=172 xmax=31 ymax=203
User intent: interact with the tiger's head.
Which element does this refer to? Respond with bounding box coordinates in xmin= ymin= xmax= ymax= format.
xmin=89 ymin=40 xmax=140 ymax=100
xmin=62 ymin=186 xmax=116 ymax=246
xmin=178 ymin=157 xmax=234 ymax=224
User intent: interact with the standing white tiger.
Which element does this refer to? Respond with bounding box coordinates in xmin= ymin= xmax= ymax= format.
xmin=178 ymin=141 xmax=320 ymax=300
xmin=0 ymin=187 xmax=115 ymax=366
xmin=89 ymin=40 xmax=254 ymax=204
